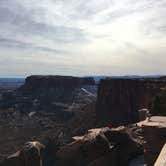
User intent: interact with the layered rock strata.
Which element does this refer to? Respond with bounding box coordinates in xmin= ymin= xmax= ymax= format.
xmin=96 ymin=78 xmax=166 ymax=126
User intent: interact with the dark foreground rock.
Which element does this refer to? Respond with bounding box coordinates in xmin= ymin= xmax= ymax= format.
xmin=139 ymin=116 xmax=166 ymax=166
xmin=0 ymin=142 xmax=45 ymax=166
xmin=0 ymin=125 xmax=143 ymax=166
xmin=56 ymin=126 xmax=143 ymax=166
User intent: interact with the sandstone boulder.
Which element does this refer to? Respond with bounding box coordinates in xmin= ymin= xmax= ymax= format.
xmin=0 ymin=141 xmax=45 ymax=166
xmin=56 ymin=126 xmax=143 ymax=166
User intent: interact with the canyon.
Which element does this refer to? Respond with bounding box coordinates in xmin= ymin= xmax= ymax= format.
xmin=0 ymin=75 xmax=166 ymax=166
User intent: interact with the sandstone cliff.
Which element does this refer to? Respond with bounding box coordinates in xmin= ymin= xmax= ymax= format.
xmin=19 ymin=76 xmax=80 ymax=94
xmin=19 ymin=76 xmax=95 ymax=92
xmin=17 ymin=76 xmax=95 ymax=103
xmin=0 ymin=75 xmax=96 ymax=113
xmin=96 ymin=78 xmax=166 ymax=126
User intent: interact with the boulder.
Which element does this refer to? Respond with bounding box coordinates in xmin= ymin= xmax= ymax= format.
xmin=0 ymin=141 xmax=45 ymax=166
xmin=56 ymin=126 xmax=143 ymax=166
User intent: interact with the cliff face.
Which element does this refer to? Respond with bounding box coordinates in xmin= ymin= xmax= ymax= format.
xmin=142 ymin=116 xmax=166 ymax=166
xmin=0 ymin=75 xmax=96 ymax=110
xmin=17 ymin=75 xmax=95 ymax=103
xmin=19 ymin=76 xmax=95 ymax=91
xmin=19 ymin=76 xmax=81 ymax=92
xmin=96 ymin=78 xmax=166 ymax=126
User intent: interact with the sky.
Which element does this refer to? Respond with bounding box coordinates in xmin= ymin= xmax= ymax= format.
xmin=0 ymin=0 xmax=166 ymax=77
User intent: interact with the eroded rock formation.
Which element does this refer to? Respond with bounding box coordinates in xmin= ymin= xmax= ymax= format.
xmin=0 ymin=75 xmax=96 ymax=119
xmin=0 ymin=141 xmax=45 ymax=166
xmin=56 ymin=126 xmax=143 ymax=166
xmin=18 ymin=75 xmax=95 ymax=94
xmin=140 ymin=116 xmax=166 ymax=166
xmin=96 ymin=78 xmax=166 ymax=126
xmin=18 ymin=76 xmax=80 ymax=96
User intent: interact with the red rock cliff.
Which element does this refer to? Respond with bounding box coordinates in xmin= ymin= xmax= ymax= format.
xmin=19 ymin=75 xmax=81 ymax=93
xmin=96 ymin=78 xmax=166 ymax=126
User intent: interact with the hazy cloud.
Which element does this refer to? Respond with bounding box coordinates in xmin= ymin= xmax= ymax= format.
xmin=0 ymin=38 xmax=68 ymax=54
xmin=0 ymin=0 xmax=166 ymax=77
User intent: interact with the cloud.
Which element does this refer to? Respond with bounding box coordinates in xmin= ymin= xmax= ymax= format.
xmin=0 ymin=0 xmax=166 ymax=76
xmin=0 ymin=1 xmax=88 ymax=44
xmin=0 ymin=38 xmax=68 ymax=54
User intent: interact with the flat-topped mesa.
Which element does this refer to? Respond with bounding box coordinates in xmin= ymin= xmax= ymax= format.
xmin=19 ymin=75 xmax=79 ymax=93
xmin=96 ymin=78 xmax=166 ymax=127
xmin=16 ymin=75 xmax=95 ymax=102
xmin=140 ymin=116 xmax=166 ymax=166
xmin=18 ymin=75 xmax=95 ymax=93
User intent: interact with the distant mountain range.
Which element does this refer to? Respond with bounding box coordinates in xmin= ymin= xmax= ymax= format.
xmin=88 ymin=75 xmax=164 ymax=79
xmin=85 ymin=75 xmax=165 ymax=83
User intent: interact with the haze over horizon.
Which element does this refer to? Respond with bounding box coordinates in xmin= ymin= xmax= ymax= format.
xmin=0 ymin=0 xmax=166 ymax=77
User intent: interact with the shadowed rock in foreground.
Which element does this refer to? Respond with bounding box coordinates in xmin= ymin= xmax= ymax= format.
xmin=0 ymin=142 xmax=45 ymax=166
xmin=139 ymin=116 xmax=166 ymax=166
xmin=0 ymin=125 xmax=143 ymax=166
xmin=56 ymin=126 xmax=143 ymax=166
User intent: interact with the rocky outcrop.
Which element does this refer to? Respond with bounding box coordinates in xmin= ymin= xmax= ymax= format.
xmin=155 ymin=143 xmax=166 ymax=166
xmin=1 ymin=75 xmax=96 ymax=108
xmin=18 ymin=75 xmax=81 ymax=95
xmin=17 ymin=76 xmax=82 ymax=106
xmin=96 ymin=78 xmax=166 ymax=127
xmin=0 ymin=141 xmax=45 ymax=166
xmin=18 ymin=75 xmax=95 ymax=95
xmin=0 ymin=75 xmax=96 ymax=120
xmin=56 ymin=126 xmax=143 ymax=166
xmin=0 ymin=125 xmax=144 ymax=166
xmin=140 ymin=116 xmax=166 ymax=166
